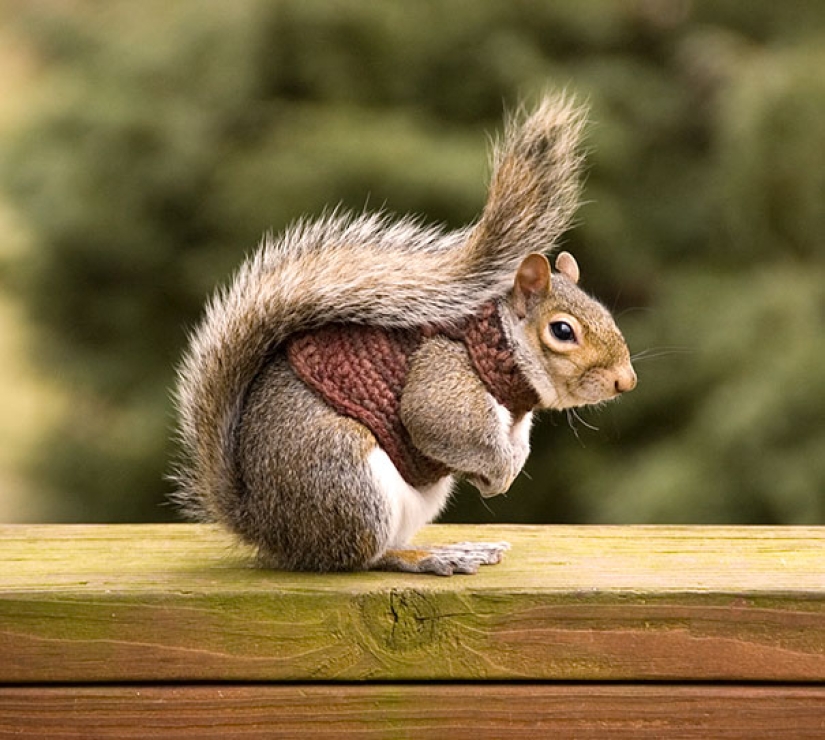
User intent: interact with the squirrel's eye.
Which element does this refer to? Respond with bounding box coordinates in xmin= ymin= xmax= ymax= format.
xmin=549 ymin=321 xmax=576 ymax=343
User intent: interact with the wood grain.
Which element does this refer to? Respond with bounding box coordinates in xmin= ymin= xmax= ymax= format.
xmin=1 ymin=524 xmax=824 ymax=683
xmin=1 ymin=685 xmax=824 ymax=739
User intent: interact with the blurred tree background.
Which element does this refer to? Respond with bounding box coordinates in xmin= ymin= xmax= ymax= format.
xmin=0 ymin=0 xmax=824 ymax=525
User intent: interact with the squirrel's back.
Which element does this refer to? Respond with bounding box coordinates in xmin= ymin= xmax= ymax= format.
xmin=172 ymin=94 xmax=587 ymax=526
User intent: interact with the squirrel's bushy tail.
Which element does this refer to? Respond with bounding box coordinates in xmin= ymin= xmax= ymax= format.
xmin=172 ymin=93 xmax=587 ymax=522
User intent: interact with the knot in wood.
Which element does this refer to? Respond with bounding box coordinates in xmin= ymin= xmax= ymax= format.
xmin=359 ymin=589 xmax=439 ymax=653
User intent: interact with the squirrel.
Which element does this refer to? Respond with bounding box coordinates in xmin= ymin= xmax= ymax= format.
xmin=172 ymin=94 xmax=636 ymax=576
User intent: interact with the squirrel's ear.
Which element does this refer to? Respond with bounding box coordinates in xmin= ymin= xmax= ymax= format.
xmin=513 ymin=253 xmax=551 ymax=318
xmin=555 ymin=251 xmax=580 ymax=284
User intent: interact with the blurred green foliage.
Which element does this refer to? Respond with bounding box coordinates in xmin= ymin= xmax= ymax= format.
xmin=2 ymin=0 xmax=824 ymax=524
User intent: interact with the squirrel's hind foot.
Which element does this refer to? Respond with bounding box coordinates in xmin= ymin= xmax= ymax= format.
xmin=374 ymin=541 xmax=511 ymax=576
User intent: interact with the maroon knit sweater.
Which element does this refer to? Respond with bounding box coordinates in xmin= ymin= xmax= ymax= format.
xmin=287 ymin=301 xmax=538 ymax=487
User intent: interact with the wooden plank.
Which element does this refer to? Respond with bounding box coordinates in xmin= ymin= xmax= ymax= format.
xmin=1 ymin=685 xmax=824 ymax=739
xmin=1 ymin=524 xmax=824 ymax=683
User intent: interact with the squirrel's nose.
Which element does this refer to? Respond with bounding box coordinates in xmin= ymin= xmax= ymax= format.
xmin=613 ymin=366 xmax=637 ymax=395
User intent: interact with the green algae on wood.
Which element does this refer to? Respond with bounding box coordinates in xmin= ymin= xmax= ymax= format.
xmin=1 ymin=523 xmax=824 ymax=683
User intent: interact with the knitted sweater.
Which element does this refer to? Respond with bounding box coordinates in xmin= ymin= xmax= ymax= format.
xmin=287 ymin=301 xmax=538 ymax=487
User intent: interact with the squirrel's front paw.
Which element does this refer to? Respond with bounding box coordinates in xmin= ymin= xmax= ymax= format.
xmin=466 ymin=471 xmax=516 ymax=498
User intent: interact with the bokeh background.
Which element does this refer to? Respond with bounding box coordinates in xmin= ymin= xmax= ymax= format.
xmin=1 ymin=0 xmax=824 ymax=526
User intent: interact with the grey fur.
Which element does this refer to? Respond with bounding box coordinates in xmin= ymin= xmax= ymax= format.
xmin=235 ymin=356 xmax=390 ymax=572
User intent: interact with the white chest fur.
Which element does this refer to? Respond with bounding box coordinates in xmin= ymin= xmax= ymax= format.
xmin=368 ymin=447 xmax=454 ymax=548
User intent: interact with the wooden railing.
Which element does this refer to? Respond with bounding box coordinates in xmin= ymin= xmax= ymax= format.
xmin=1 ymin=523 xmax=824 ymax=738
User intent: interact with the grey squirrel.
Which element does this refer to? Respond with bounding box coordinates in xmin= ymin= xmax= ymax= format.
xmin=173 ymin=94 xmax=636 ymax=576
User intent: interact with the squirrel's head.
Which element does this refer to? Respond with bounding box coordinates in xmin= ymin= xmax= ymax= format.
xmin=509 ymin=252 xmax=636 ymax=410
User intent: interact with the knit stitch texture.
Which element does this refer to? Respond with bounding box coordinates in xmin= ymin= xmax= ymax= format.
xmin=287 ymin=301 xmax=538 ymax=486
